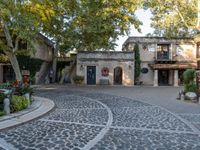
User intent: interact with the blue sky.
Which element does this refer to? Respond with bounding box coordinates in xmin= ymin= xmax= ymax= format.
xmin=115 ymin=9 xmax=153 ymax=51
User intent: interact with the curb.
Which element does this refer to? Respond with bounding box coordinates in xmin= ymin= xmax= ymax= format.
xmin=0 ymin=96 xmax=55 ymax=130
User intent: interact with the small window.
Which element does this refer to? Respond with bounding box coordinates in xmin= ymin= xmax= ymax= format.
xmin=148 ymin=45 xmax=155 ymax=52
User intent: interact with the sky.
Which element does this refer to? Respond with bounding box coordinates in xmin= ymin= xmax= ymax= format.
xmin=115 ymin=9 xmax=153 ymax=51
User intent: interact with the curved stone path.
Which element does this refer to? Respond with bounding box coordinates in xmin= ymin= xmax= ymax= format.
xmin=1 ymin=90 xmax=200 ymax=149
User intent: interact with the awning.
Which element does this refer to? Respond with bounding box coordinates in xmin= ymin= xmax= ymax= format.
xmin=150 ymin=63 xmax=197 ymax=70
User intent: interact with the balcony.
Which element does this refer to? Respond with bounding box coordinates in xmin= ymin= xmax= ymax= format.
xmin=157 ymin=51 xmax=169 ymax=60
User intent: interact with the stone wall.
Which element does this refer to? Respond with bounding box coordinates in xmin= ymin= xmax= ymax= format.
xmin=77 ymin=52 xmax=135 ymax=86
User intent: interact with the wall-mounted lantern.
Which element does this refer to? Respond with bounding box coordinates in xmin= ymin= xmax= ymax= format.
xmin=80 ymin=65 xmax=84 ymax=70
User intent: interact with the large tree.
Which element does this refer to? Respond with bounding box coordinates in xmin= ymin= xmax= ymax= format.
xmin=144 ymin=0 xmax=199 ymax=37
xmin=34 ymin=0 xmax=144 ymax=51
xmin=0 ymin=0 xmax=45 ymax=81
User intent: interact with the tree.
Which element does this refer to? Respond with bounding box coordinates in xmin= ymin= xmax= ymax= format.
xmin=38 ymin=0 xmax=144 ymax=51
xmin=0 ymin=0 xmax=46 ymax=81
xmin=134 ymin=43 xmax=141 ymax=82
xmin=144 ymin=0 xmax=198 ymax=37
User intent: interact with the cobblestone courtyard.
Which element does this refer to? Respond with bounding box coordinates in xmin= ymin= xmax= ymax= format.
xmin=1 ymin=86 xmax=200 ymax=149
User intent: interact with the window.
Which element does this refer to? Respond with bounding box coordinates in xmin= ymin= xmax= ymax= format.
xmin=157 ymin=44 xmax=170 ymax=60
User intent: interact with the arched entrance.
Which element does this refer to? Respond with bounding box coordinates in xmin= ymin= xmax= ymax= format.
xmin=114 ymin=67 xmax=122 ymax=85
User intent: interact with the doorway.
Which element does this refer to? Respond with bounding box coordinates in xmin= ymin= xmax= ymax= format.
xmin=114 ymin=67 xmax=122 ymax=85
xmin=87 ymin=66 xmax=96 ymax=85
xmin=158 ymin=70 xmax=169 ymax=85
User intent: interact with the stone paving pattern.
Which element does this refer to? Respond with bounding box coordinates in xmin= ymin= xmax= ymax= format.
xmin=43 ymin=108 xmax=108 ymax=125
xmin=0 ymin=121 xmax=102 ymax=150
xmin=0 ymin=88 xmax=200 ymax=149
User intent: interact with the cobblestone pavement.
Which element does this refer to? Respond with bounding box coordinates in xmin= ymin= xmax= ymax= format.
xmin=0 ymin=88 xmax=200 ymax=150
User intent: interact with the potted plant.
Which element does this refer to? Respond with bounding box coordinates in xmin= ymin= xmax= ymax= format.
xmin=73 ymin=75 xmax=84 ymax=84
xmin=182 ymin=69 xmax=197 ymax=101
xmin=19 ymin=85 xmax=34 ymax=107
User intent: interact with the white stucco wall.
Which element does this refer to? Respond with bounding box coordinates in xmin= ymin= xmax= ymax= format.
xmin=77 ymin=52 xmax=135 ymax=86
xmin=140 ymin=62 xmax=154 ymax=85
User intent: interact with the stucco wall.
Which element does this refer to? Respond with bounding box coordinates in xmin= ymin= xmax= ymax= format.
xmin=77 ymin=52 xmax=135 ymax=86
xmin=123 ymin=37 xmax=196 ymax=63
xmin=175 ymin=42 xmax=196 ymax=62
xmin=31 ymin=41 xmax=53 ymax=62
xmin=139 ymin=62 xmax=154 ymax=85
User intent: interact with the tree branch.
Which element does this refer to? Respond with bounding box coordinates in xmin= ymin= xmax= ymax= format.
xmin=0 ymin=40 xmax=11 ymax=52
xmin=175 ymin=7 xmax=189 ymax=29
xmin=14 ymin=36 xmax=20 ymax=52
xmin=1 ymin=21 xmax=14 ymax=50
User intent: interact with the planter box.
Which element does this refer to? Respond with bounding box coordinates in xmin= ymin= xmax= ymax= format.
xmin=99 ymin=79 xmax=109 ymax=85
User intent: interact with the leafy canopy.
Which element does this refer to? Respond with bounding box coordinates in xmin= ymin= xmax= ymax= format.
xmin=30 ymin=0 xmax=143 ymax=51
xmin=144 ymin=0 xmax=198 ymax=37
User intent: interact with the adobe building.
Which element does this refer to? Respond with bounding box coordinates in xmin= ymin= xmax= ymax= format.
xmin=122 ymin=37 xmax=197 ymax=86
xmin=76 ymin=51 xmax=135 ymax=86
xmin=0 ymin=34 xmax=54 ymax=84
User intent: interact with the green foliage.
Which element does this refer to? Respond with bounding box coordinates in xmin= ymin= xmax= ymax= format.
xmin=184 ymin=81 xmax=196 ymax=93
xmin=19 ymin=86 xmax=34 ymax=95
xmin=17 ymin=55 xmax=43 ymax=79
xmin=0 ymin=54 xmax=9 ymax=63
xmin=0 ymin=111 xmax=5 ymax=116
xmin=183 ymin=69 xmax=196 ymax=84
xmin=31 ymin=0 xmax=143 ymax=51
xmin=10 ymin=95 xmax=29 ymax=113
xmin=0 ymin=93 xmax=6 ymax=103
xmin=183 ymin=69 xmax=196 ymax=92
xmin=134 ymin=43 xmax=141 ymax=80
xmin=0 ymin=82 xmax=12 ymax=89
xmin=73 ymin=75 xmax=84 ymax=84
xmin=144 ymin=0 xmax=198 ymax=37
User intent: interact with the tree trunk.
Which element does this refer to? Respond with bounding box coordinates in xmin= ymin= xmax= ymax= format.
xmin=5 ymin=51 xmax=22 ymax=81
xmin=59 ymin=66 xmax=68 ymax=84
xmin=52 ymin=42 xmax=59 ymax=83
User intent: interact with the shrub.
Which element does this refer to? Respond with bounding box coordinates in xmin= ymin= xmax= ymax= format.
xmin=0 ymin=111 xmax=5 ymax=116
xmin=73 ymin=75 xmax=84 ymax=84
xmin=10 ymin=95 xmax=29 ymax=112
xmin=19 ymin=86 xmax=34 ymax=95
xmin=184 ymin=81 xmax=196 ymax=93
xmin=183 ymin=69 xmax=196 ymax=92
xmin=134 ymin=43 xmax=141 ymax=81
xmin=0 ymin=93 xmax=6 ymax=103
xmin=0 ymin=82 xmax=12 ymax=89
